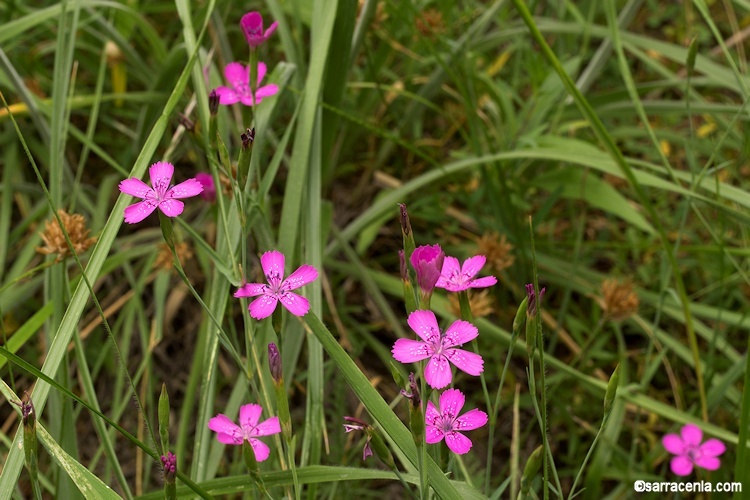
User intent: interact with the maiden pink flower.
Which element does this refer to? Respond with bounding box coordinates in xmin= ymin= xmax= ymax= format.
xmin=214 ymin=62 xmax=278 ymax=107
xmin=118 ymin=161 xmax=203 ymax=224
xmin=234 ymin=250 xmax=318 ymax=319
xmin=208 ymin=404 xmax=281 ymax=462
xmin=436 ymin=255 xmax=497 ymax=292
xmin=240 ymin=12 xmax=278 ymax=47
xmin=662 ymin=424 xmax=725 ymax=476
xmin=410 ymin=244 xmax=444 ymax=294
xmin=392 ymin=310 xmax=483 ymax=389
xmin=195 ymin=173 xmax=216 ymax=202
xmin=425 ymin=388 xmax=487 ymax=454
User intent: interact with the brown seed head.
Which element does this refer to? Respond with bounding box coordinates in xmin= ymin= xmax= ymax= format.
xmin=36 ymin=210 xmax=97 ymax=261
xmin=153 ymin=242 xmax=193 ymax=271
xmin=477 ymin=231 xmax=515 ymax=273
xmin=416 ymin=8 xmax=445 ymax=37
xmin=448 ymin=289 xmax=496 ymax=319
xmin=600 ymin=278 xmax=639 ymax=321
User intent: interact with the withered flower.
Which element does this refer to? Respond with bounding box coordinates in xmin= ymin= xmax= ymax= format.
xmin=600 ymin=278 xmax=639 ymax=321
xmin=36 ymin=210 xmax=97 ymax=261
xmin=448 ymin=289 xmax=495 ymax=319
xmin=153 ymin=242 xmax=193 ymax=271
xmin=477 ymin=231 xmax=515 ymax=273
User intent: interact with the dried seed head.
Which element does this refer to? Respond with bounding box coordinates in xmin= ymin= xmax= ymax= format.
xmin=36 ymin=210 xmax=97 ymax=261
xmin=153 ymin=242 xmax=193 ymax=271
xmin=416 ymin=8 xmax=445 ymax=37
xmin=448 ymin=289 xmax=495 ymax=319
xmin=477 ymin=231 xmax=515 ymax=273
xmin=600 ymin=278 xmax=639 ymax=321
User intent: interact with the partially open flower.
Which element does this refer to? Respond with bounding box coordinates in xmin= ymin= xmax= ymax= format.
xmin=37 ymin=210 xmax=97 ymax=261
xmin=240 ymin=12 xmax=278 ymax=48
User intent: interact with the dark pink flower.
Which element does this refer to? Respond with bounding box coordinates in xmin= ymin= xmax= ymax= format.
xmin=391 ymin=309 xmax=483 ymax=389
xmin=119 ymin=162 xmax=203 ymax=224
xmin=435 ymin=255 xmax=497 ymax=292
xmin=425 ymin=388 xmax=487 ymax=454
xmin=234 ymin=251 xmax=318 ymax=319
xmin=195 ymin=173 xmax=216 ymax=202
xmin=240 ymin=12 xmax=278 ymax=48
xmin=662 ymin=424 xmax=725 ymax=476
xmin=214 ymin=62 xmax=278 ymax=107
xmin=207 ymin=404 xmax=281 ymax=462
xmin=410 ymin=244 xmax=444 ymax=294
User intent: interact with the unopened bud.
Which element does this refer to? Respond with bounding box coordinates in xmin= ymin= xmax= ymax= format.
xmin=160 ymin=451 xmax=177 ymax=483
xmin=208 ymin=90 xmax=220 ymax=116
xmin=521 ymin=445 xmax=544 ymax=495
xmin=512 ymin=295 xmax=529 ymax=339
xmin=603 ymin=364 xmax=620 ymax=414
xmin=268 ymin=343 xmax=282 ymax=383
xmin=367 ymin=428 xmax=396 ymax=469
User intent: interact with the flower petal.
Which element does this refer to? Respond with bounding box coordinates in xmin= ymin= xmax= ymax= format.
xmin=455 ymin=408 xmax=488 ymax=431
xmin=278 ymin=291 xmax=310 ymax=316
xmin=214 ymin=86 xmax=241 ymax=105
xmin=149 ymin=161 xmax=174 ymax=196
xmin=694 ymin=455 xmax=721 ymax=471
xmin=680 ymin=424 xmax=703 ymax=447
xmin=407 ymin=310 xmax=441 ymax=344
xmin=123 ymin=200 xmax=158 ymax=224
xmin=157 ymin=199 xmax=184 ymax=218
xmin=425 ymin=424 xmax=444 ymax=444
xmin=249 ymin=295 xmax=279 ymax=319
xmin=469 ymin=276 xmax=498 ymax=289
xmin=446 ymin=348 xmax=484 ymax=376
xmin=460 ymin=255 xmax=487 ymax=280
xmin=264 ymin=21 xmax=278 ymax=39
xmin=167 ymin=178 xmax=204 ymax=199
xmin=443 ymin=319 xmax=479 ymax=347
xmin=208 ymin=414 xmax=243 ymax=445
xmin=425 ymin=400 xmax=440 ymax=426
xmin=224 ymin=62 xmax=249 ymax=90
xmin=391 ymin=338 xmax=432 ymax=363
xmin=662 ymin=433 xmax=685 ymax=455
xmin=254 ymin=84 xmax=279 ymax=99
xmin=252 ymin=416 xmax=281 ymax=437
xmin=438 ymin=388 xmax=465 ymax=419
xmin=670 ymin=455 xmax=694 ymax=476
xmin=260 ymin=250 xmax=285 ymax=289
xmin=257 ymin=62 xmax=268 ymax=84
xmin=281 ymin=264 xmax=318 ymax=291
xmin=119 ymin=178 xmax=153 ymax=198
xmin=436 ymin=256 xmax=461 ymax=288
xmin=239 ymin=404 xmax=262 ymax=430
xmin=444 ymin=430 xmax=473 ymax=455
xmin=249 ymin=438 xmax=272 ymax=462
xmin=698 ymin=439 xmax=726 ymax=457
xmin=235 ymin=283 xmax=269 ymax=298
xmin=424 ymin=355 xmax=452 ymax=389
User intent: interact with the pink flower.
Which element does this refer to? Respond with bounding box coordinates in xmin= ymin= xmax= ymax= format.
xmin=343 ymin=416 xmax=373 ymax=461
xmin=208 ymin=404 xmax=281 ymax=462
xmin=425 ymin=388 xmax=487 ymax=455
xmin=234 ymin=250 xmax=318 ymax=319
xmin=118 ymin=162 xmax=203 ymax=224
xmin=392 ymin=310 xmax=483 ymax=389
xmin=195 ymin=173 xmax=216 ymax=202
xmin=214 ymin=62 xmax=279 ymax=107
xmin=662 ymin=424 xmax=725 ymax=476
xmin=435 ymin=255 xmax=497 ymax=292
xmin=410 ymin=244 xmax=444 ymax=294
xmin=240 ymin=12 xmax=278 ymax=48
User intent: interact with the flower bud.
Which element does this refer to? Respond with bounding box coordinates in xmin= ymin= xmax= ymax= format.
xmin=268 ymin=343 xmax=282 ymax=383
xmin=521 ymin=445 xmax=544 ymax=496
xmin=603 ymin=364 xmax=620 ymax=415
xmin=208 ymin=90 xmax=219 ymax=116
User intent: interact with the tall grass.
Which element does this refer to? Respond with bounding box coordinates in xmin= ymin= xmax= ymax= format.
xmin=0 ymin=1 xmax=748 ymax=498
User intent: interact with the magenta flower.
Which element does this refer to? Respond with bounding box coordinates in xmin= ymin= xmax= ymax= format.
xmin=662 ymin=424 xmax=725 ymax=476
xmin=392 ymin=310 xmax=483 ymax=389
xmin=410 ymin=244 xmax=444 ymax=294
xmin=436 ymin=255 xmax=497 ymax=292
xmin=234 ymin=250 xmax=318 ymax=319
xmin=118 ymin=162 xmax=203 ymax=224
xmin=425 ymin=388 xmax=487 ymax=454
xmin=214 ymin=62 xmax=279 ymax=107
xmin=207 ymin=404 xmax=281 ymax=462
xmin=240 ymin=12 xmax=278 ymax=48
xmin=195 ymin=173 xmax=216 ymax=202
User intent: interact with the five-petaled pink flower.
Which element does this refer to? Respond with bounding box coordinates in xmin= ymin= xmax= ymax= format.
xmin=214 ymin=62 xmax=278 ymax=107
xmin=425 ymin=388 xmax=487 ymax=455
xmin=119 ymin=161 xmax=203 ymax=224
xmin=392 ymin=310 xmax=483 ymax=389
xmin=235 ymin=250 xmax=318 ymax=319
xmin=208 ymin=404 xmax=281 ymax=462
xmin=662 ymin=424 xmax=725 ymax=476
xmin=410 ymin=244 xmax=444 ymax=294
xmin=436 ymin=255 xmax=497 ymax=292
xmin=195 ymin=172 xmax=216 ymax=202
xmin=240 ymin=12 xmax=278 ymax=47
